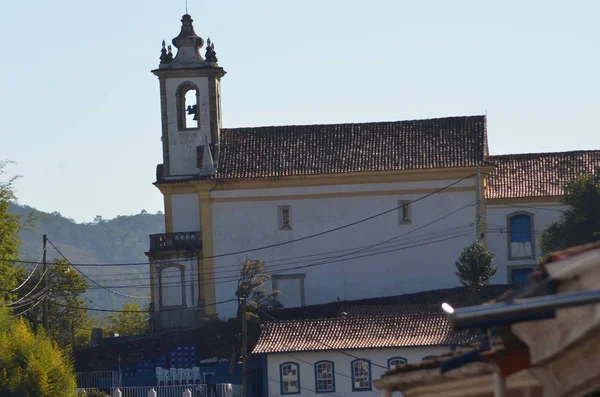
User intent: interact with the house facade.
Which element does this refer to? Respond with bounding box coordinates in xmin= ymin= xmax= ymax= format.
xmin=252 ymin=306 xmax=474 ymax=397
xmin=145 ymin=14 xmax=600 ymax=329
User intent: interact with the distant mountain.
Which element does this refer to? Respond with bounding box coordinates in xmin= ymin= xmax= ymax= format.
xmin=11 ymin=203 xmax=164 ymax=313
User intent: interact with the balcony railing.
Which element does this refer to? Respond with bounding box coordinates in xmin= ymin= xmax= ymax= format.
xmin=150 ymin=232 xmax=202 ymax=252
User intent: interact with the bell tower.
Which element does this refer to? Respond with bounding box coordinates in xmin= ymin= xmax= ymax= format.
xmin=147 ymin=14 xmax=225 ymax=332
xmin=153 ymin=14 xmax=225 ymax=180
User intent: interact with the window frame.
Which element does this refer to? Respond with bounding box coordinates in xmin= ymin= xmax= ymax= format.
xmin=314 ymin=360 xmax=335 ymax=394
xmin=278 ymin=205 xmax=292 ymax=230
xmin=350 ymin=359 xmax=372 ymax=392
xmin=387 ymin=357 xmax=407 ymax=368
xmin=157 ymin=263 xmax=186 ymax=309
xmin=279 ymin=362 xmax=301 ymax=395
xmin=507 ymin=264 xmax=536 ymax=285
xmin=398 ymin=200 xmax=412 ymax=224
xmin=507 ymin=211 xmax=535 ymax=260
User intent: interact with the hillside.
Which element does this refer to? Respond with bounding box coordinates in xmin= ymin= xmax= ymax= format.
xmin=11 ymin=203 xmax=165 ymax=312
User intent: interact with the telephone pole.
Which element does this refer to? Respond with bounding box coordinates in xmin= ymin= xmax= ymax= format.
xmin=42 ymin=234 xmax=49 ymax=332
xmin=241 ymin=297 xmax=248 ymax=397
xmin=475 ymin=166 xmax=482 ymax=242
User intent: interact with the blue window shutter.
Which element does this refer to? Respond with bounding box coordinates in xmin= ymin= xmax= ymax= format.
xmin=511 ymin=268 xmax=533 ymax=285
xmin=510 ymin=215 xmax=532 ymax=243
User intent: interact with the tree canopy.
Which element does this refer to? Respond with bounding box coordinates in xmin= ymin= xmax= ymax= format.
xmin=540 ymin=166 xmax=600 ymax=254
xmin=18 ymin=259 xmax=90 ymax=351
xmin=0 ymin=161 xmax=24 ymax=300
xmin=0 ymin=306 xmax=78 ymax=397
xmin=102 ymin=301 xmax=148 ymax=337
xmin=455 ymin=240 xmax=497 ymax=303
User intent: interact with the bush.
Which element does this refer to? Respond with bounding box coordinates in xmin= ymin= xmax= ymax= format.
xmin=0 ymin=306 xmax=78 ymax=397
xmin=78 ymin=389 xmax=110 ymax=397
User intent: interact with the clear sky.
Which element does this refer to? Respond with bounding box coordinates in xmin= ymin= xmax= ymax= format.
xmin=1 ymin=0 xmax=599 ymax=223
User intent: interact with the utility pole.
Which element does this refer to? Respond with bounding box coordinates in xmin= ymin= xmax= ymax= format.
xmin=475 ymin=166 xmax=482 ymax=242
xmin=241 ymin=297 xmax=248 ymax=397
xmin=42 ymin=234 xmax=49 ymax=332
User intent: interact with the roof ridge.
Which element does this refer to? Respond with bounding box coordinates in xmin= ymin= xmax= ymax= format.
xmin=221 ymin=115 xmax=485 ymax=132
xmin=490 ymin=149 xmax=600 ymax=158
xmin=263 ymin=312 xmax=447 ymax=326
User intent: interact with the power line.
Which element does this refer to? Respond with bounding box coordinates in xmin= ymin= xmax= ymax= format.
xmin=40 ymin=226 xmax=475 ymax=293
xmin=0 ymin=174 xmax=477 ymax=268
xmin=47 ymin=240 xmax=151 ymax=300
xmin=20 ymin=294 xmax=237 ymax=313
xmin=74 ymin=221 xmax=476 ymax=285
xmin=10 ymin=248 xmax=45 ymax=292
xmin=255 ymin=307 xmax=390 ymax=371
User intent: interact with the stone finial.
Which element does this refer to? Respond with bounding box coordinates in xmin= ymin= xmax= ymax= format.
xmin=205 ymin=38 xmax=218 ymax=64
xmin=170 ymin=14 xmax=205 ymax=67
xmin=167 ymin=45 xmax=174 ymax=63
xmin=159 ymin=40 xmax=168 ymax=63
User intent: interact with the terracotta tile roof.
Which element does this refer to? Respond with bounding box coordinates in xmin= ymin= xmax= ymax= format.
xmin=252 ymin=314 xmax=476 ymax=354
xmin=486 ymin=150 xmax=600 ymax=200
xmin=338 ymin=304 xmax=443 ymax=318
xmin=270 ymin=286 xmax=512 ymax=321
xmin=216 ymin=116 xmax=488 ymax=179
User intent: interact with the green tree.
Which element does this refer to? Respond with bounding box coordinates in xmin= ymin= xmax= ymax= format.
xmin=455 ymin=240 xmax=497 ymax=303
xmin=0 ymin=161 xmax=25 ymax=300
xmin=228 ymin=259 xmax=281 ymax=373
xmin=540 ymin=166 xmax=600 ymax=254
xmin=103 ymin=301 xmax=148 ymax=336
xmin=18 ymin=259 xmax=90 ymax=351
xmin=0 ymin=305 xmax=78 ymax=397
xmin=235 ymin=258 xmax=282 ymax=322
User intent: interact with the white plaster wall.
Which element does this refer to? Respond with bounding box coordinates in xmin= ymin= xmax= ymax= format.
xmin=212 ymin=180 xmax=478 ymax=318
xmin=485 ymin=203 xmax=567 ymax=284
xmin=154 ymin=257 xmax=199 ymax=309
xmin=172 ymin=193 xmax=201 ymax=232
xmin=165 ymin=76 xmax=211 ymax=176
xmin=266 ymin=346 xmax=450 ymax=396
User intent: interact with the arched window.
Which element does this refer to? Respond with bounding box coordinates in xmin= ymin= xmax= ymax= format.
xmin=280 ymin=362 xmax=300 ymax=395
xmin=351 ymin=359 xmax=371 ymax=391
xmin=176 ymin=82 xmax=200 ymax=130
xmin=510 ymin=214 xmax=532 ymax=243
xmin=314 ymin=361 xmax=335 ymax=393
xmin=387 ymin=357 xmax=407 ymax=368
xmin=508 ymin=212 xmax=535 ymax=259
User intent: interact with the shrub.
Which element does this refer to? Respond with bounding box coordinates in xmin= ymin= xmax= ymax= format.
xmin=0 ymin=306 xmax=78 ymax=397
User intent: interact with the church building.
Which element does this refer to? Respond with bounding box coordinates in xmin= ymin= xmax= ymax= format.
xmin=145 ymin=14 xmax=600 ymax=330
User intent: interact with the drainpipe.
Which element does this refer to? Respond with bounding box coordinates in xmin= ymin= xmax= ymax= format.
xmin=493 ymin=366 xmax=506 ymax=397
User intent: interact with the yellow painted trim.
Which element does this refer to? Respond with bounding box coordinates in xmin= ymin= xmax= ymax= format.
xmin=211 ymin=186 xmax=474 ymax=203
xmin=148 ymin=258 xmax=156 ymax=306
xmin=164 ymin=193 xmax=173 ymax=233
xmin=156 ymin=166 xmax=495 ymax=192
xmin=486 ymin=196 xmax=563 ymax=205
xmin=199 ymin=190 xmax=216 ymax=315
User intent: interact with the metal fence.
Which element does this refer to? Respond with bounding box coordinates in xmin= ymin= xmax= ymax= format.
xmin=109 ymin=384 xmax=240 ymax=397
xmin=76 ymin=371 xmax=119 ymax=389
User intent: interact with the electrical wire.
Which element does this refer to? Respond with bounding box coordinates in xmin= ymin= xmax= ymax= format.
xmin=47 ymin=239 xmax=152 ymax=300
xmin=0 ymin=174 xmax=477 ymax=268
xmin=10 ymin=247 xmax=46 ymax=292
xmin=250 ymin=335 xmax=383 ymax=395
xmin=255 ymin=307 xmax=390 ymax=371
xmin=39 ymin=226 xmax=475 ymax=293
xmin=75 ymin=221 xmax=477 ymax=286
xmin=19 ymin=294 xmax=237 ymax=313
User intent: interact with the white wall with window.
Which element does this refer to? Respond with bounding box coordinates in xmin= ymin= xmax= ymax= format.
xmin=264 ymin=346 xmax=449 ymax=396
xmin=211 ymin=178 xmax=478 ymax=318
xmin=486 ymin=202 xmax=567 ymax=285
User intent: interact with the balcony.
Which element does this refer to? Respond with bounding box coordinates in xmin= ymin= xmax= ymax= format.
xmin=149 ymin=231 xmax=202 ymax=252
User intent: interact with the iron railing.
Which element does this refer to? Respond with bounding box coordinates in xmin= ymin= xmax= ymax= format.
xmin=149 ymin=232 xmax=202 ymax=252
